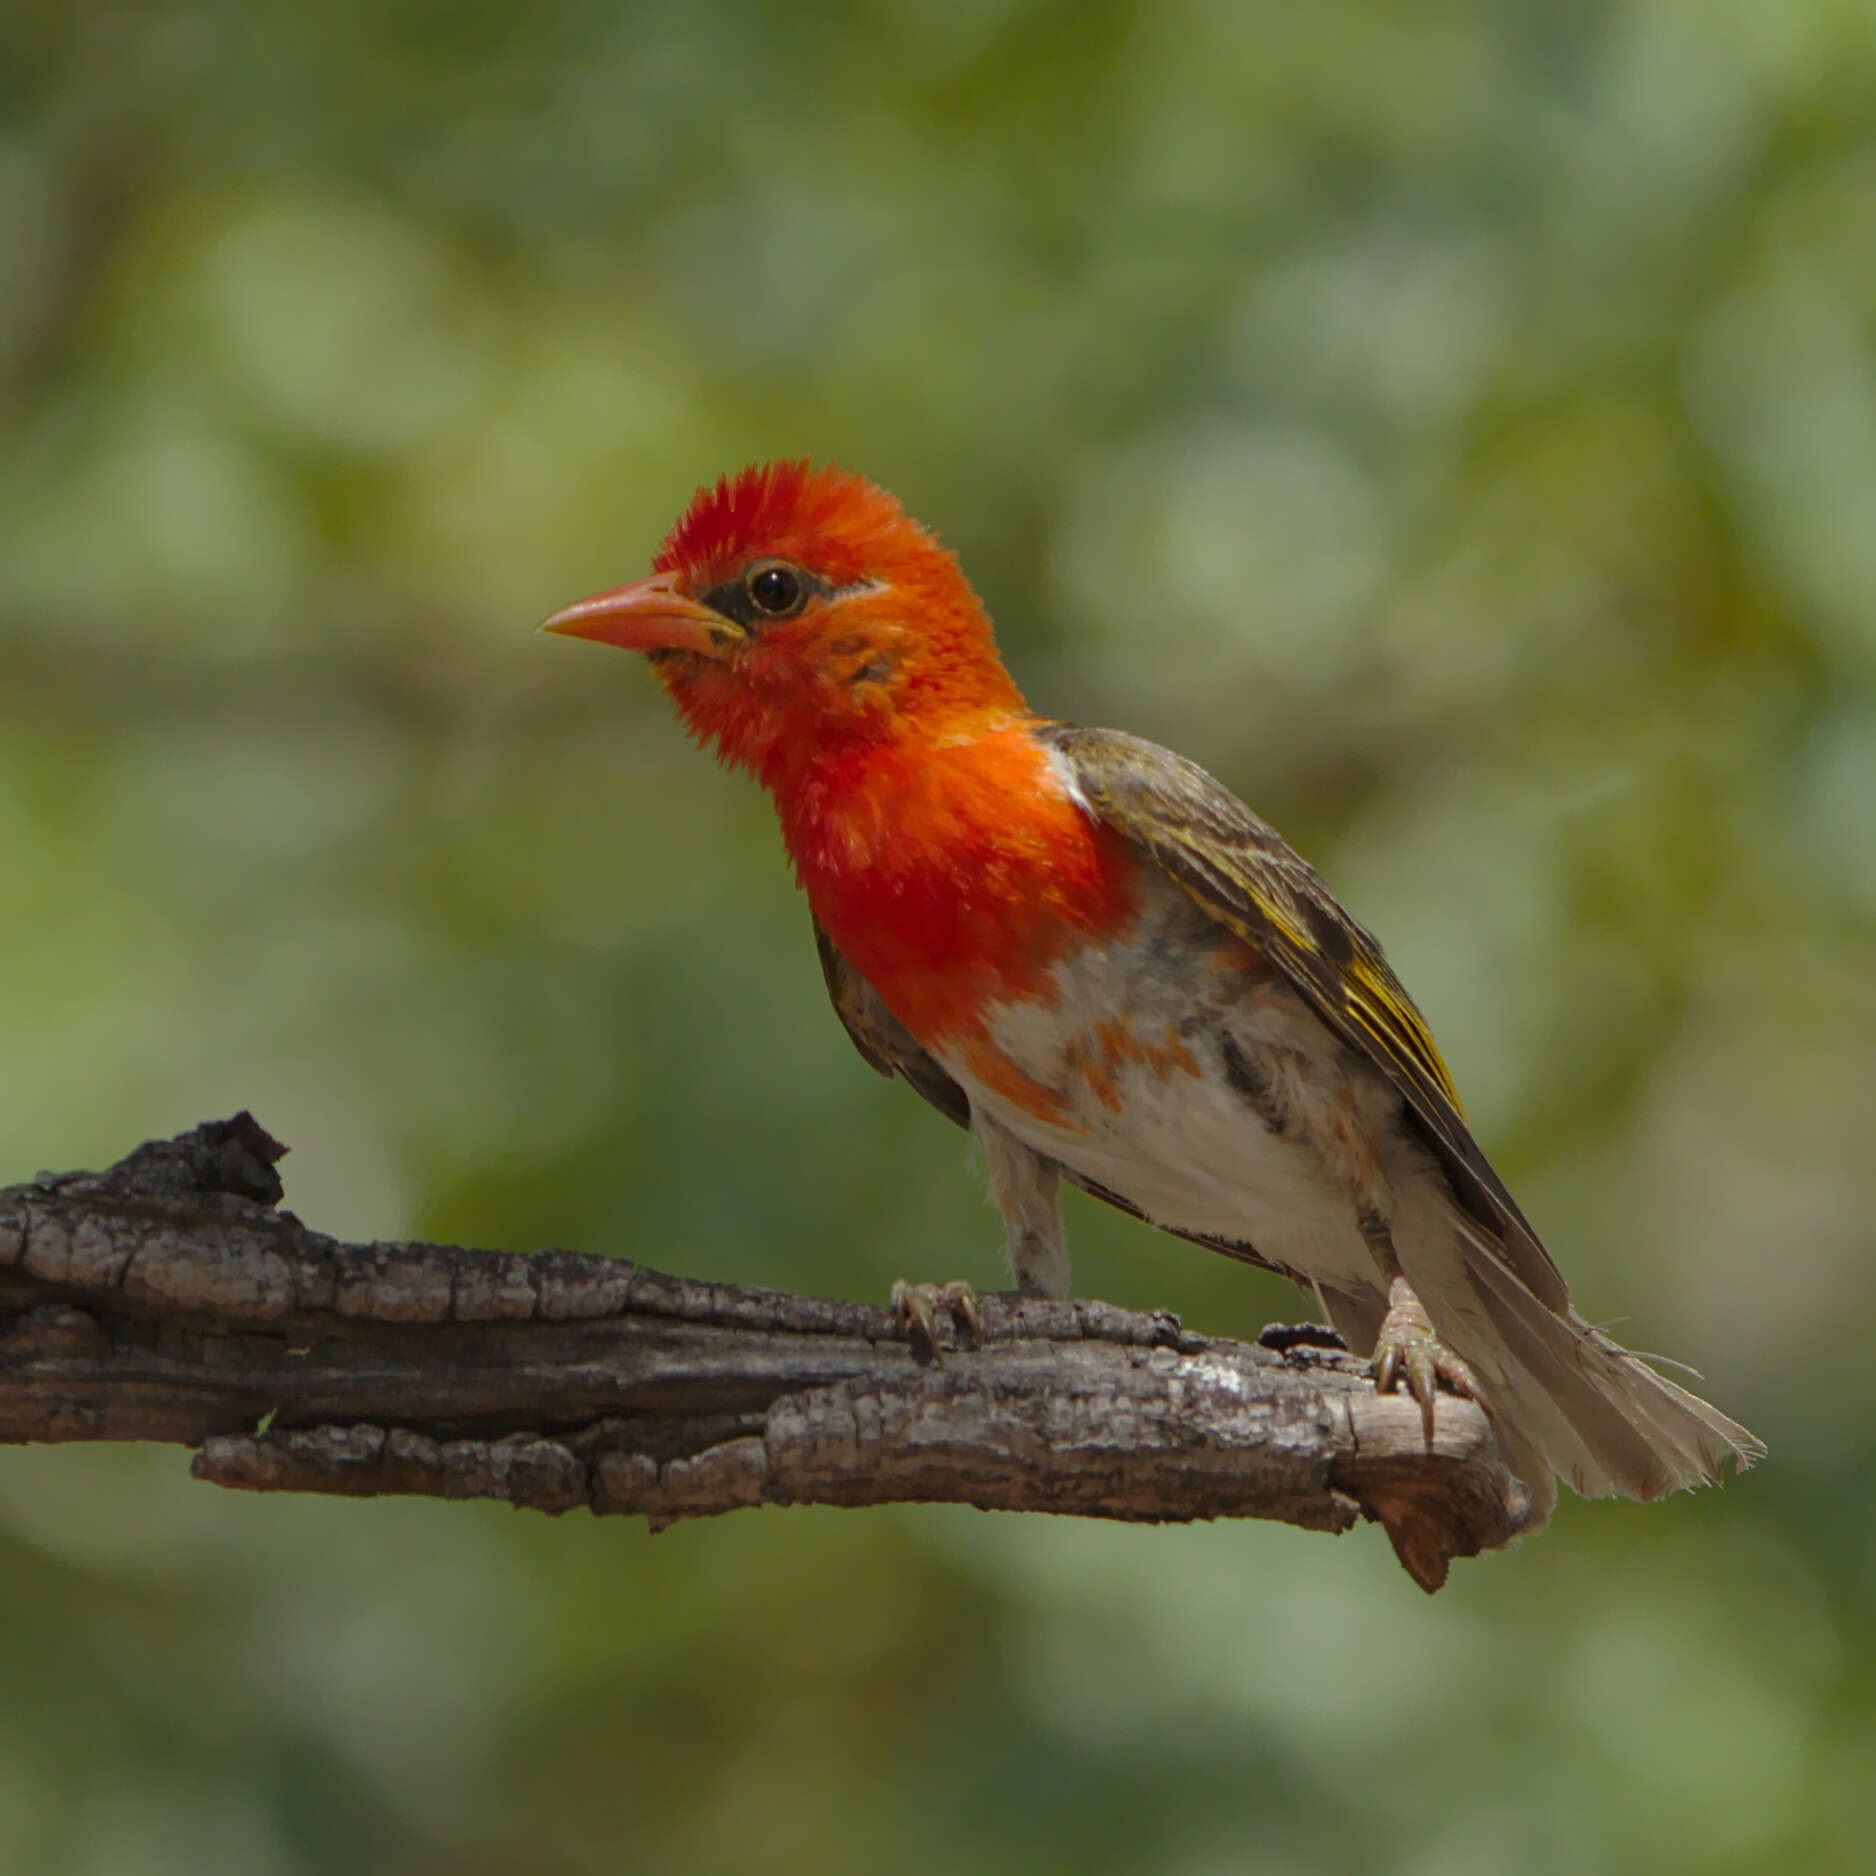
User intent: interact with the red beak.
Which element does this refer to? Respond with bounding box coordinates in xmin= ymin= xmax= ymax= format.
xmin=537 ymin=570 xmax=736 ymax=657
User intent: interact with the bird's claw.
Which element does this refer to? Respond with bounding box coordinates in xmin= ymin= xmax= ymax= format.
xmin=891 ymin=1278 xmax=981 ymax=1359
xmin=1371 ymin=1279 xmax=1478 ymax=1445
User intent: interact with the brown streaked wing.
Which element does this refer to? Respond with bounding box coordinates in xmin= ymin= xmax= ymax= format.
xmin=1040 ymin=721 xmax=1568 ymax=1315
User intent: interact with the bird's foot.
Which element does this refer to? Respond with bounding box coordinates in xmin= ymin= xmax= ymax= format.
xmin=1371 ymin=1277 xmax=1479 ymax=1444
xmin=890 ymin=1278 xmax=981 ymax=1360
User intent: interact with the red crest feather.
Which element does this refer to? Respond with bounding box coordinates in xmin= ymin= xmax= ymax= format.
xmin=653 ymin=460 xmax=943 ymax=589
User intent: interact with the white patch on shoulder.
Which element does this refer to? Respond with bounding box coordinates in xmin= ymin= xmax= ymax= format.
xmin=1041 ymin=741 xmax=1095 ymax=817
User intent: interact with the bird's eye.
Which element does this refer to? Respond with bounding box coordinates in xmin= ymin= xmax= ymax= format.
xmin=746 ymin=563 xmax=805 ymax=617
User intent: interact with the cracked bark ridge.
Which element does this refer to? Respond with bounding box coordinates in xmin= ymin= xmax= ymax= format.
xmin=0 ymin=1116 xmax=1532 ymax=1590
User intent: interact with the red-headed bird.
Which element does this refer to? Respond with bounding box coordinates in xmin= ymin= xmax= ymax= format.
xmin=541 ymin=459 xmax=1761 ymax=1528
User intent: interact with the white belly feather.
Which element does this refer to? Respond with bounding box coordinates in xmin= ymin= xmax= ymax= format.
xmin=932 ymin=868 xmax=1401 ymax=1297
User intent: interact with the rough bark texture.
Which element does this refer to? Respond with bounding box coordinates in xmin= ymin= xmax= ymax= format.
xmin=0 ymin=1116 xmax=1533 ymax=1590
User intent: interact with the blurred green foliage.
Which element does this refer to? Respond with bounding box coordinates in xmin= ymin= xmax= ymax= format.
xmin=3 ymin=1 xmax=1874 ymax=1870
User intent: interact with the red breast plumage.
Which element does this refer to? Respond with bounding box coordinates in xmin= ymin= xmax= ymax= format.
xmin=541 ymin=457 xmax=1762 ymax=1535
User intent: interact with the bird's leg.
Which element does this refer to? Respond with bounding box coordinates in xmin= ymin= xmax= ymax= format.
xmin=1372 ymin=1276 xmax=1480 ymax=1440
xmin=892 ymin=1115 xmax=1066 ymax=1357
xmin=1361 ymin=1211 xmax=1479 ymax=1443
xmin=975 ymin=1110 xmax=1069 ymax=1298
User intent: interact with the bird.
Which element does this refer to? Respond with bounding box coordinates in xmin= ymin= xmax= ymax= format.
xmin=539 ymin=457 xmax=1762 ymax=1530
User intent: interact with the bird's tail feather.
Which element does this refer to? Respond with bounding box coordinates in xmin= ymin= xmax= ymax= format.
xmin=1399 ymin=1210 xmax=1763 ymax=1529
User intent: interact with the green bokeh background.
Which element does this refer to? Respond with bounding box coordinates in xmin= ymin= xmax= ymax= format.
xmin=4 ymin=3 xmax=1873 ymax=1870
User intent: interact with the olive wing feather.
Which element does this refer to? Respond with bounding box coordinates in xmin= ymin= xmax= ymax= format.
xmin=1040 ymin=722 xmax=1568 ymax=1315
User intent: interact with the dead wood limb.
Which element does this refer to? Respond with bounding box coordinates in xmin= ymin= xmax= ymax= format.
xmin=0 ymin=1116 xmax=1532 ymax=1589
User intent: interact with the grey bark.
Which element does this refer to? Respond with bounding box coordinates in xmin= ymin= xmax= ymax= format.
xmin=0 ymin=1115 xmax=1531 ymax=1590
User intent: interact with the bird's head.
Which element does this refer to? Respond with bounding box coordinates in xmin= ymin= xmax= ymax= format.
xmin=541 ymin=460 xmax=1026 ymax=787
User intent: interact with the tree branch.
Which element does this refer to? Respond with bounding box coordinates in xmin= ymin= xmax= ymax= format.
xmin=0 ymin=1116 xmax=1531 ymax=1590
